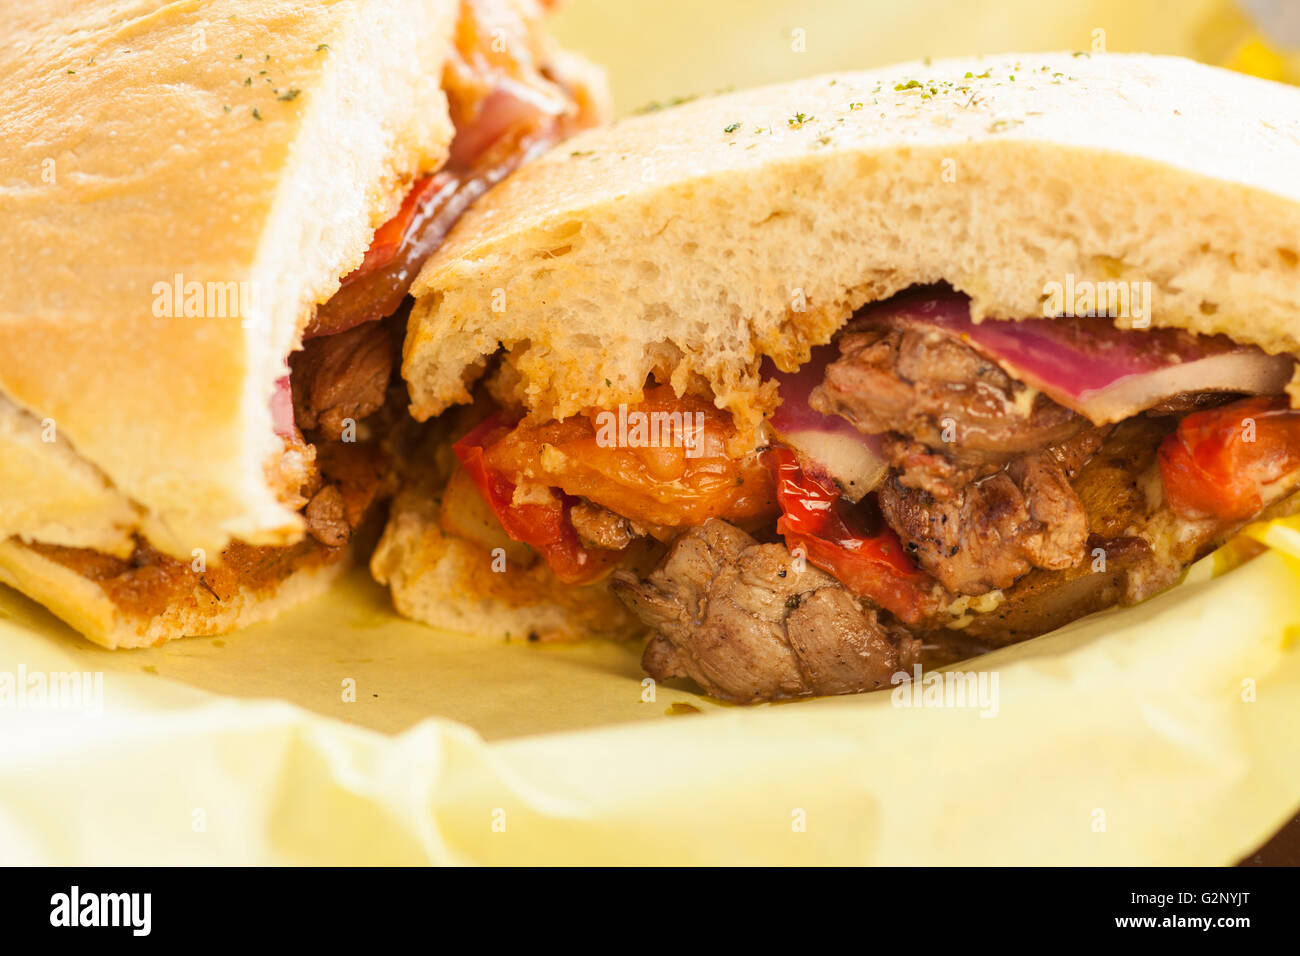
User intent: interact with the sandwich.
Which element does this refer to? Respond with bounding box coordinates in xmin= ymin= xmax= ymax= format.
xmin=373 ymin=52 xmax=1300 ymax=702
xmin=0 ymin=0 xmax=607 ymax=647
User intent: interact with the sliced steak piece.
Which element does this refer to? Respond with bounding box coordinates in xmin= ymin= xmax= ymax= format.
xmin=810 ymin=319 xmax=1090 ymax=474
xmin=884 ymin=414 xmax=1108 ymax=505
xmin=301 ymin=440 xmax=389 ymax=548
xmin=879 ymin=448 xmax=1089 ymax=595
xmin=569 ymin=500 xmax=643 ymax=552
xmin=305 ymin=484 xmax=350 ymax=547
xmin=610 ymin=518 xmax=919 ymax=702
xmin=936 ymin=415 xmax=1300 ymax=646
xmin=291 ymin=321 xmax=394 ymax=440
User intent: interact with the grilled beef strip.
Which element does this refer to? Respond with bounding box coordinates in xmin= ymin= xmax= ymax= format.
xmin=810 ymin=316 xmax=1093 ymax=486
xmin=878 ymin=449 xmax=1089 ymax=595
xmin=291 ymin=321 xmax=395 ymax=441
xmin=809 ymin=314 xmax=1110 ymax=595
xmin=611 ymin=518 xmax=920 ymax=703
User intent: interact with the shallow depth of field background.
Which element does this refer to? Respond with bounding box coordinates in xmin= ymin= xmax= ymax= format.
xmin=550 ymin=0 xmax=1296 ymax=114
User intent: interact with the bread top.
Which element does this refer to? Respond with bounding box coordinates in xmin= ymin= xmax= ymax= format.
xmin=404 ymin=52 xmax=1300 ymax=440
xmin=0 ymin=0 xmax=456 ymax=557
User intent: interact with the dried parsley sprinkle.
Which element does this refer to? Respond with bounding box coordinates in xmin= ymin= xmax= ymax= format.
xmin=277 ymin=88 xmax=300 ymax=101
xmin=316 ymin=43 xmax=329 ymax=52
xmin=849 ymin=102 xmax=862 ymax=110
xmin=723 ymin=122 xmax=740 ymax=133
xmin=634 ymin=94 xmax=697 ymax=114
xmin=788 ymin=112 xmax=812 ymax=128
xmin=244 ymin=77 xmax=252 ymax=85
xmin=252 ymin=107 xmax=262 ymax=120
xmin=894 ymin=79 xmax=922 ymax=91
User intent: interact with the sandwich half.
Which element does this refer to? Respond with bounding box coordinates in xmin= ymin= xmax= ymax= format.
xmin=0 ymin=0 xmax=607 ymax=647
xmin=376 ymin=52 xmax=1300 ymax=702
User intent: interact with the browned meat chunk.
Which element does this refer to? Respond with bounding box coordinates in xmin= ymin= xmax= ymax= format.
xmin=806 ymin=313 xmax=1105 ymax=597
xmin=879 ymin=450 xmax=1089 ymax=595
xmin=305 ymin=485 xmax=350 ymax=547
xmin=569 ymin=500 xmax=643 ymax=551
xmin=302 ymin=440 xmax=389 ymax=548
xmin=291 ymin=322 xmax=393 ymax=440
xmin=810 ymin=318 xmax=1090 ymax=482
xmin=610 ymin=519 xmax=919 ymax=702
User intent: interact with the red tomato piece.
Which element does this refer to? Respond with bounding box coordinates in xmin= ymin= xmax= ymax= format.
xmin=1158 ymin=395 xmax=1300 ymax=522
xmin=453 ymin=413 xmax=624 ymax=584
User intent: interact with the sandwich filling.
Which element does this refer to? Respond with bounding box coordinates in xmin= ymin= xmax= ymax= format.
xmin=23 ymin=0 xmax=603 ymax=632
xmin=438 ymin=287 xmax=1300 ymax=701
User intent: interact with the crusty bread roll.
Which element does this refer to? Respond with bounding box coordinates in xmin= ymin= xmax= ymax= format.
xmin=389 ymin=52 xmax=1300 ymax=640
xmin=0 ymin=0 xmax=456 ymax=561
xmin=404 ymin=52 xmax=1300 ymax=444
xmin=0 ymin=0 xmax=609 ymax=648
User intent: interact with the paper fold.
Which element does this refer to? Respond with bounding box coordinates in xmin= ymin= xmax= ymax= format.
xmin=2 ymin=539 xmax=1298 ymax=864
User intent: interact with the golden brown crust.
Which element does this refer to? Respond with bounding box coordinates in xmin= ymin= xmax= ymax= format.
xmin=0 ymin=535 xmax=349 ymax=649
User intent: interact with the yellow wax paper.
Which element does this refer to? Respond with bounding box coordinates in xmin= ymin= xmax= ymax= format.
xmin=2 ymin=535 xmax=1298 ymax=865
xmin=4 ymin=0 xmax=1297 ymax=867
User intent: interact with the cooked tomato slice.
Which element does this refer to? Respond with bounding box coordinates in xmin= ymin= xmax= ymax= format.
xmin=453 ymin=413 xmax=624 ymax=584
xmin=479 ymin=385 xmax=777 ymax=529
xmin=1158 ymin=395 xmax=1300 ymax=522
xmin=770 ymin=447 xmax=934 ymax=623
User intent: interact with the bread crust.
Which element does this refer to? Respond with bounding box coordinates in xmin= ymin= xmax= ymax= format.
xmin=0 ymin=537 xmax=350 ymax=649
xmin=370 ymin=468 xmax=647 ymax=643
xmin=0 ymin=0 xmax=457 ymax=558
xmin=404 ymin=53 xmax=1300 ymax=441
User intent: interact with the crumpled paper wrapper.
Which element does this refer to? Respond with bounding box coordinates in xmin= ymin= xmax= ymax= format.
xmin=2 ymin=523 xmax=1298 ymax=864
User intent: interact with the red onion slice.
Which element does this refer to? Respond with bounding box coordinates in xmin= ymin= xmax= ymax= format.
xmin=271 ymin=375 xmax=296 ymax=437
xmin=865 ymin=290 xmax=1295 ymax=424
xmin=766 ymin=346 xmax=889 ymax=501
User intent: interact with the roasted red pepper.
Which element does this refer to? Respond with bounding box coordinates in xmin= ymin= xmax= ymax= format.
xmin=453 ymin=413 xmax=624 ymax=584
xmin=347 ymin=173 xmax=451 ymax=281
xmin=770 ymin=447 xmax=934 ymax=623
xmin=1158 ymin=395 xmax=1300 ymax=522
